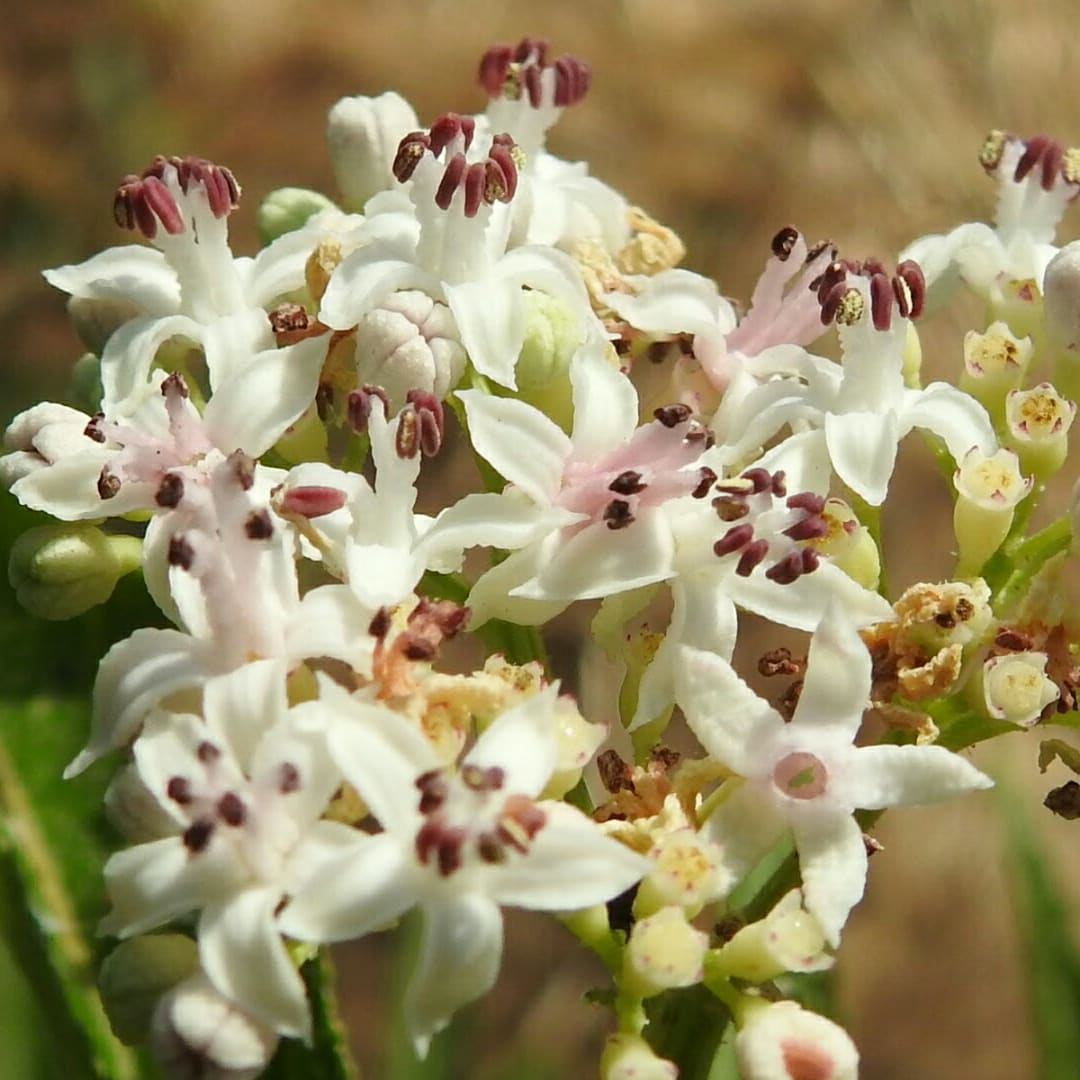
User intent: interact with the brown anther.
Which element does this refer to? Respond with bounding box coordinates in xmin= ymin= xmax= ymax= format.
xmin=759 ymin=648 xmax=801 ymax=677
xmin=167 ymin=535 xmax=195 ymax=570
xmin=609 ymin=470 xmax=646 ymax=496
xmin=995 ymin=627 xmax=1033 ymax=652
xmin=84 ymin=415 xmax=106 ymax=443
xmin=166 ymin=776 xmax=193 ymax=804
xmin=416 ymin=769 xmax=449 ymax=814
xmin=596 ymin=749 xmax=633 ymax=793
xmin=155 ymin=473 xmax=185 ymax=509
xmin=393 ymin=132 xmax=432 ymax=183
xmin=1045 ymin=780 xmax=1080 ymax=820
xmin=895 ymin=260 xmax=926 ymax=319
xmin=226 ymin=450 xmax=255 ymax=491
xmin=401 ymin=634 xmax=437 ymax=662
xmin=244 ymin=509 xmax=274 ymax=540
xmin=278 ymin=762 xmax=301 ymax=795
xmin=268 ymin=302 xmax=310 ymax=337
xmin=196 ymin=740 xmax=221 ymax=764
xmin=869 ymin=272 xmax=894 ymax=331
xmin=653 ymin=403 xmax=692 ymax=428
xmin=603 ymin=499 xmax=635 ymax=530
xmin=786 ymin=492 xmax=825 ymax=515
xmin=778 ymin=678 xmax=803 ymax=720
xmin=97 ymin=467 xmax=122 ymax=500
xmin=771 ymin=225 xmax=800 ymax=261
xmin=368 ymin=607 xmax=392 ymax=639
xmin=217 ymin=792 xmax=247 ymax=827
xmin=161 ymin=372 xmax=190 ymax=399
xmin=476 ymin=833 xmax=507 ymax=863
xmin=182 ymin=819 xmax=214 ymax=854
xmin=692 ymin=467 xmax=717 ymax=499
xmin=735 ymin=538 xmax=770 ymax=577
xmin=714 ymin=523 xmax=754 ymax=557
xmin=712 ymin=495 xmax=749 ymax=521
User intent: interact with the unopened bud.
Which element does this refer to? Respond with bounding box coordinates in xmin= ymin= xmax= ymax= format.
xmin=805 ymin=498 xmax=880 ymax=591
xmin=542 ymin=695 xmax=605 ymax=799
xmin=9 ymin=524 xmax=142 ymax=619
xmin=983 ymin=651 xmax=1059 ymax=727
xmin=623 ymin=906 xmax=708 ymax=997
xmin=961 ymin=322 xmax=1032 ymax=422
xmin=600 ymin=1033 xmax=678 ymax=1080
xmin=105 ymin=764 xmax=182 ymax=842
xmin=952 ymin=447 xmax=1032 ymax=576
xmin=710 ymin=891 xmax=831 ymax=983
xmin=151 ymin=973 xmax=279 ymax=1080
xmin=633 ymin=828 xmax=733 ymax=919
xmin=327 ymin=91 xmax=420 ymax=210
xmin=735 ymin=1000 xmax=858 ymax=1080
xmin=1005 ymin=382 xmax=1076 ymax=479
xmin=255 ymin=187 xmax=338 ymax=246
xmin=98 ymin=935 xmax=199 ymax=1045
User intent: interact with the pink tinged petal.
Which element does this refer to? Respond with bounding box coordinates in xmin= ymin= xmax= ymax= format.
xmin=838 ymin=744 xmax=993 ymax=811
xmin=900 ymin=382 xmax=997 ymax=462
xmin=202 ymin=335 xmax=327 ymax=458
xmin=702 ymin=781 xmax=788 ymax=885
xmin=203 ymin=659 xmax=290 ymax=771
xmin=199 ymin=889 xmax=311 ymax=1040
xmin=318 ymin=252 xmax=428 ymax=330
xmin=465 ymin=545 xmax=571 ymax=629
xmin=512 ymin=514 xmax=676 ymax=602
xmin=603 ymin=268 xmax=734 ymax=338
xmin=791 ymin=810 xmax=868 ymax=947
xmin=445 ymin=279 xmax=527 ymax=389
xmin=43 ymin=245 xmax=180 ymax=316
xmin=485 ymin=802 xmax=649 ymax=909
xmin=99 ymin=314 xmax=207 ymax=416
xmin=790 ymin=604 xmax=873 ymax=742
xmin=824 ymin=409 xmax=901 ymax=506
xmin=568 ymin=344 xmax=640 ymax=457
xmin=631 ymin=578 xmax=738 ymax=731
xmin=466 ymin=691 xmax=560 ymax=797
xmin=406 ymin=894 xmax=504 ymax=1059
xmin=900 ymin=222 xmax=1002 ymax=299
xmin=458 ymin=389 xmax=571 ymax=504
xmin=101 ymin=837 xmax=245 ymax=938
xmin=675 ymin=646 xmax=784 ymax=773
xmin=278 ymin=832 xmax=416 ymax=943
xmin=68 ymin=628 xmax=213 ymax=777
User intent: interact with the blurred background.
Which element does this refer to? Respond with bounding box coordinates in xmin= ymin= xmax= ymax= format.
xmin=4 ymin=1 xmax=1080 ymax=1077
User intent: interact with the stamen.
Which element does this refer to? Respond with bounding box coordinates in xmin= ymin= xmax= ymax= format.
xmin=243 ymin=509 xmax=274 ymax=540
xmin=217 ymin=792 xmax=247 ymax=827
xmin=771 ymin=225 xmax=800 ymax=260
xmin=166 ymin=776 xmax=193 ymax=804
xmin=278 ymin=762 xmax=301 ymax=795
xmin=97 ymin=468 xmax=121 ymax=500
xmin=478 ymin=37 xmax=590 ymax=108
xmin=603 ymin=499 xmax=635 ymax=529
xmin=368 ymin=608 xmax=392 ymax=639
xmin=182 ymin=819 xmax=214 ymax=853
xmin=347 ymin=385 xmax=390 ymax=433
xmin=226 ymin=450 xmax=255 ymax=491
xmin=113 ymin=155 xmax=239 ymax=239
xmin=401 ymin=390 xmax=445 ymax=458
xmin=609 ymin=470 xmax=646 ymax=496
xmin=275 ymin=484 xmax=348 ymax=519
xmin=196 ymin=741 xmax=221 ymax=764
xmin=736 ymin=539 xmax=769 ymax=577
xmin=155 ymin=473 xmax=185 ymax=509
xmin=84 ymin=414 xmax=106 ymax=443
xmin=167 ymin=535 xmax=194 ymax=569
xmin=653 ymin=403 xmax=692 ymax=428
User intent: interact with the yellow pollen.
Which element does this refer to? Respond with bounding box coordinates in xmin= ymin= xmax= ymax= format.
xmin=835 ymin=288 xmax=865 ymax=326
xmin=979 ymin=130 xmax=1007 ymax=171
xmin=1064 ymin=147 xmax=1080 ymax=184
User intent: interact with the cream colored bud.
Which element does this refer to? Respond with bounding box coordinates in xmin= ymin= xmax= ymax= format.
xmin=634 ymin=828 xmax=734 ymax=918
xmin=1005 ymin=382 xmax=1076 ymax=479
xmin=1044 ymin=240 xmax=1080 ymax=351
xmin=543 ymin=694 xmax=605 ymax=799
xmin=600 ymin=1033 xmax=678 ymax=1080
xmin=735 ymin=1000 xmax=858 ymax=1080
xmin=623 ymin=906 xmax=708 ymax=997
xmin=9 ymin=524 xmax=142 ymax=620
xmin=983 ymin=651 xmax=1059 ymax=727
xmin=151 ymin=973 xmax=279 ymax=1080
xmin=98 ymin=935 xmax=199 ymax=1045
xmin=960 ymin=322 xmax=1032 ymax=421
xmin=806 ymin=498 xmax=880 ymax=591
xmin=256 ymin=187 xmax=338 ymax=246
xmin=711 ymin=891 xmax=831 ymax=983
xmin=327 ymin=91 xmax=419 ymax=210
xmin=953 ymin=448 xmax=1032 ymax=576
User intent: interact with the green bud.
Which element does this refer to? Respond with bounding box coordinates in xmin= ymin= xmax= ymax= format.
xmin=67 ymin=352 xmax=103 ymax=414
xmin=9 ymin=524 xmax=142 ymax=620
xmin=271 ymin=401 xmax=329 ymax=465
xmin=256 ymin=187 xmax=338 ymax=247
xmin=98 ymin=934 xmax=199 ymax=1045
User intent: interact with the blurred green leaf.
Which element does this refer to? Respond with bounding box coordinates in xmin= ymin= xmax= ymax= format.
xmin=1001 ymin=788 xmax=1080 ymax=1080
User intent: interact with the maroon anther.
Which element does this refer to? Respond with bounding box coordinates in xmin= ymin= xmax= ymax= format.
xmin=869 ymin=272 xmax=894 ymax=332
xmin=278 ymin=762 xmax=301 ymax=795
xmin=1013 ymin=134 xmax=1068 ymax=191
xmin=182 ymin=819 xmax=214 ymax=854
xmin=398 ymin=390 xmax=445 ymax=459
xmin=609 ymin=470 xmax=646 ymax=496
xmin=97 ymin=467 xmax=121 ymax=500
xmin=84 ymin=414 xmax=106 ymax=443
xmin=819 ymin=281 xmax=850 ymax=326
xmin=782 ymin=515 xmax=828 ymax=542
xmin=735 ymin=539 xmax=770 ymax=577
xmin=416 ymin=770 xmax=450 ymax=814
xmin=654 ymin=403 xmax=692 ymax=428
xmin=166 ymin=777 xmax=193 ymax=805
xmin=478 ymin=37 xmax=590 ymax=108
xmin=278 ymin=485 xmax=348 ymax=519
xmin=393 ymin=131 xmax=432 ymax=183
xmin=741 ymin=468 xmax=774 ymax=495
xmin=771 ymin=225 xmax=800 ymax=261
xmin=786 ymin=492 xmax=826 ymax=515
xmin=692 ymin=467 xmax=717 ymax=499
xmin=603 ymin=499 xmax=634 ymax=530
xmin=113 ymin=155 xmax=239 ymax=239
xmin=415 ymin=821 xmax=466 ymax=876
xmin=244 ymin=509 xmax=274 ymax=540
xmin=155 ymin=473 xmax=184 ymax=509
xmin=196 ymin=740 xmax=221 ymax=764
xmin=435 ymin=152 xmax=468 ymax=210
xmin=161 ymin=371 xmax=190 ymax=399
xmin=429 ymin=113 xmax=476 ymax=157
xmin=167 ymin=535 xmax=194 ymax=570
xmin=894 ymin=260 xmax=925 ymax=319
xmin=764 ymin=549 xmax=805 ymax=585
xmin=461 ymin=764 xmax=506 ymax=792
xmin=368 ymin=607 xmax=392 ymax=639
xmin=217 ymin=792 xmax=247 ymax=827
xmin=347 ymin=386 xmax=390 ymax=433
xmin=713 ymin=523 xmax=755 ymax=558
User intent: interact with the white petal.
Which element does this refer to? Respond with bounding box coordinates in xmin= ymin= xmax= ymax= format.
xmin=287 ymin=584 xmax=376 ymax=676
xmin=824 ymin=409 xmax=900 ymax=506
xmin=465 ymin=545 xmax=571 ymax=629
xmin=445 ymin=279 xmax=526 ymax=389
xmin=485 ymin=802 xmax=648 ymax=909
xmin=791 ymin=810 xmax=867 ymax=947
xmin=901 ymin=382 xmax=997 ymax=463
xmin=44 ymin=245 xmax=179 ymax=316
xmin=200 ymin=889 xmax=311 ymax=1040
xmin=10 ymin=451 xmax=134 ymax=521
xmin=466 ymin=689 xmax=559 ymax=796
xmin=203 ymin=659 xmax=290 ymax=771
xmin=406 ymin=894 xmax=503 ymax=1058
xmin=702 ymin=781 xmax=787 ymax=885
xmin=839 ymin=744 xmax=993 ymax=810
xmin=568 ymin=344 xmax=640 ymax=458
xmin=458 ymin=389 xmax=570 ymax=503
xmin=603 ymin=268 xmax=733 ymax=338
xmin=318 ymin=249 xmax=426 ymax=329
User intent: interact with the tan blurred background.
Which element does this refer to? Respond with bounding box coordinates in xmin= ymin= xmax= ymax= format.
xmin=6 ymin=1 xmax=1080 ymax=1077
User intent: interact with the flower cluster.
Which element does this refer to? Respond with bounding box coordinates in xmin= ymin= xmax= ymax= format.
xmin=8 ymin=36 xmax=1080 ymax=1080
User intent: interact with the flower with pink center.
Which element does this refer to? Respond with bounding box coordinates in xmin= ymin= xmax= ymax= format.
xmin=674 ymin=601 xmax=992 ymax=945
xmin=319 ymin=112 xmax=603 ymax=389
xmin=416 ymin=343 xmax=717 ymax=627
xmin=735 ymin=1000 xmax=859 ymax=1080
xmin=279 ymin=680 xmax=648 ymax=1056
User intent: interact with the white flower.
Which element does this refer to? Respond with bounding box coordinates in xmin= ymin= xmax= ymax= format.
xmin=735 ymin=1001 xmax=858 ymax=1080
xmin=100 ymin=660 xmax=355 ymax=1038
xmin=280 ymin=681 xmax=648 ymax=1055
xmin=675 ymin=602 xmax=993 ymax=945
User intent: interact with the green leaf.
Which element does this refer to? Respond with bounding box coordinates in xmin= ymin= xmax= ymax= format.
xmin=1001 ymin=787 xmax=1080 ymax=1080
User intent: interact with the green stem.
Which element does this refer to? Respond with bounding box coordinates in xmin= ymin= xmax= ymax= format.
xmin=990 ymin=513 xmax=1072 ymax=614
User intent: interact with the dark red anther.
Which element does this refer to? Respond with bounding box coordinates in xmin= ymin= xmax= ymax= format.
xmin=552 ymin=55 xmax=591 ymax=107
xmin=869 ymin=272 xmax=894 ymax=332
xmin=692 ymin=467 xmax=717 ymax=499
xmin=393 ymin=131 xmax=432 ymax=183
xmin=402 ymin=389 xmax=445 ymax=458
xmin=478 ymin=44 xmax=514 ymax=94
xmin=1041 ymin=139 xmax=1066 ymax=191
xmin=155 ymin=472 xmax=185 ymax=509
xmin=736 ymin=538 xmax=770 ymax=577
xmin=429 ymin=113 xmax=475 ymax=157
xmin=348 ymin=385 xmax=390 ymax=433
xmin=196 ymin=740 xmax=221 ymax=764
xmin=786 ymin=492 xmax=826 ymax=515
xmin=609 ymin=470 xmax=646 ymax=496
xmin=782 ymin=515 xmax=828 ymax=542
xmin=713 ymin=523 xmax=754 ymax=558
xmin=435 ymin=152 xmax=468 ymax=211
xmin=801 ymin=547 xmax=821 ymax=573
xmin=97 ymin=467 xmax=121 ymax=500
xmin=114 ymin=173 xmax=183 ymax=238
xmin=166 ymin=776 xmax=193 ymax=804
xmin=217 ymin=792 xmax=247 ymax=827
xmin=603 ymin=499 xmax=635 ymax=529
xmin=486 ymin=141 xmax=519 ymax=202
xmin=895 ymin=260 xmax=925 ymax=319
xmin=278 ymin=485 xmax=348 ymax=519
xmin=771 ymin=471 xmax=787 ymax=497
xmin=523 ymin=63 xmax=544 ymax=107
xmin=742 ymin=468 xmax=772 ymax=494
xmin=182 ymin=819 xmax=214 ymax=853
xmin=278 ymin=762 xmax=301 ymax=795
xmin=161 ymin=371 xmax=190 ymax=399
xmin=84 ymin=415 xmax=106 ymax=443
xmin=463 ymin=163 xmax=488 ymax=217
xmin=168 ymin=535 xmax=194 ymax=570
xmin=654 ymin=403 xmax=692 ymax=428
xmin=369 ymin=607 xmax=392 ymax=639
xmin=771 ymin=226 xmax=800 ymax=261
xmin=461 ymin=764 xmax=506 ymax=792
xmin=765 ymin=550 xmax=805 ymax=585
xmin=416 ymin=769 xmax=450 ymax=813
xmin=170 ymin=157 xmax=240 ymax=217
xmin=819 ymin=281 xmax=849 ymax=325
xmin=1014 ymin=134 xmax=1050 ymax=184
xmin=244 ymin=509 xmax=274 ymax=540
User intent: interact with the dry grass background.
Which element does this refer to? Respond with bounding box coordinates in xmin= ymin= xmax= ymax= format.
xmin=5 ymin=2 xmax=1080 ymax=1077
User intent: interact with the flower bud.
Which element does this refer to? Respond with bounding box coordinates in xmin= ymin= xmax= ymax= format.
xmin=543 ymin=695 xmax=605 ymax=799
xmin=151 ymin=973 xmax=279 ymax=1080
xmin=710 ymin=891 xmax=831 ymax=983
xmin=256 ymin=187 xmax=338 ymax=246
xmin=960 ymin=322 xmax=1032 ymax=422
xmin=806 ymin=498 xmax=880 ymax=591
xmin=952 ymin=447 xmax=1032 ymax=576
xmin=1045 ymin=241 xmax=1080 ymax=402
xmin=983 ymin=651 xmax=1059 ymax=727
xmin=1 ymin=402 xmax=92 ymax=487
xmin=353 ymin=290 xmax=466 ymax=410
xmin=327 ymin=91 xmax=419 ymax=210
xmin=68 ymin=352 xmax=104 ymax=415
xmin=633 ymin=828 xmax=733 ymax=919
xmin=600 ymin=1033 xmax=678 ymax=1080
xmin=98 ymin=935 xmax=199 ymax=1045
xmin=105 ymin=764 xmax=181 ymax=842
xmin=735 ymin=1000 xmax=858 ymax=1080
xmin=9 ymin=524 xmax=142 ymax=620
xmin=1005 ymin=382 xmax=1076 ymax=480
xmin=622 ymin=906 xmax=708 ymax=997
xmin=67 ymin=296 xmax=143 ymax=355
xmin=271 ymin=400 xmax=330 ymax=465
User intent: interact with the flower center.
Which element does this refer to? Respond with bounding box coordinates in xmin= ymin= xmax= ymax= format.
xmin=773 ymin=752 xmax=828 ymax=800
